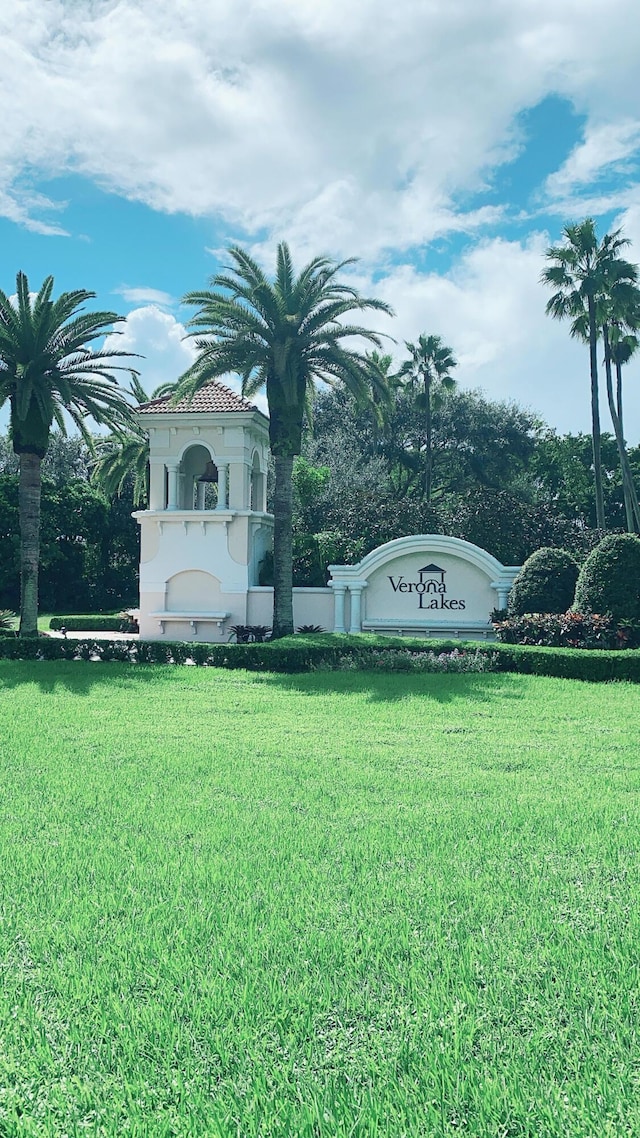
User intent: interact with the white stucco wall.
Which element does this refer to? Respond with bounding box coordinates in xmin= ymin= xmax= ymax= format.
xmin=247 ymin=588 xmax=334 ymax=630
xmin=136 ymin=510 xmax=274 ymax=641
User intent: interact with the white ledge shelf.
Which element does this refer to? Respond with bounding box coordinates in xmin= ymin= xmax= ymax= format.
xmin=150 ymin=611 xmax=230 ymax=635
xmin=361 ymin=619 xmax=494 ymax=639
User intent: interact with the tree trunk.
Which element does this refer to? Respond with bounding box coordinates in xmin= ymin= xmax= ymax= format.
xmin=603 ymin=325 xmax=640 ymax=532
xmin=588 ymin=295 xmax=606 ymax=529
xmin=272 ymin=454 xmax=295 ymax=639
xmin=424 ymin=373 xmax=432 ymax=502
xmin=18 ymin=451 xmax=42 ymax=637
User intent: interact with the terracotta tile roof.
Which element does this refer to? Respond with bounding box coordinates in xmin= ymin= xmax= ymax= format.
xmin=137 ymin=381 xmax=259 ymax=415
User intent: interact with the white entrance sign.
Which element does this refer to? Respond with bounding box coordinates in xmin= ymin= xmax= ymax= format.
xmin=329 ymin=535 xmax=520 ymax=636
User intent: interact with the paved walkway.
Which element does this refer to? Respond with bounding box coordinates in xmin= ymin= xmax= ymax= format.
xmin=47 ymin=630 xmax=140 ymax=641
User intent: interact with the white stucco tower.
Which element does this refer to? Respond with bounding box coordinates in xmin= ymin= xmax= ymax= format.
xmin=134 ymin=381 xmax=273 ymax=641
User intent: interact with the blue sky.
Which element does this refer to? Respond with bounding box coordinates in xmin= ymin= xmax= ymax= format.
xmin=2 ymin=0 xmax=640 ymax=440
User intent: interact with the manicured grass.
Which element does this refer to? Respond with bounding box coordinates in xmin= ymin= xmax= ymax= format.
xmin=1 ymin=663 xmax=639 ymax=1136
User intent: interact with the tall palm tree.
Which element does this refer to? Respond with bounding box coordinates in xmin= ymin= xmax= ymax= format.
xmin=610 ymin=331 xmax=639 ymax=453
xmin=92 ymin=376 xmax=174 ymax=507
xmin=609 ymin=293 xmax=640 ymax=528
xmin=397 ymin=333 xmax=457 ymax=501
xmin=563 ymin=253 xmax=640 ymax=531
xmin=364 ymin=350 xmax=396 ymax=438
xmin=541 ymin=218 xmax=633 ymax=530
xmin=0 ymin=272 xmax=137 ymax=635
xmin=174 ymin=243 xmax=393 ymax=638
xmin=601 ymin=272 xmax=640 ymax=531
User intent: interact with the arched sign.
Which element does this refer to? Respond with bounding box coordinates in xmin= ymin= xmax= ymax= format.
xmin=328 ymin=535 xmax=520 ymax=635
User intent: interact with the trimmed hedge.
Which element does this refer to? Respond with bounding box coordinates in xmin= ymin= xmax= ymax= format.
xmin=508 ymin=547 xmax=579 ymax=616
xmin=574 ymin=534 xmax=640 ymax=622
xmin=0 ymin=632 xmax=639 ymax=682
xmin=49 ymin=615 xmax=136 ymax=632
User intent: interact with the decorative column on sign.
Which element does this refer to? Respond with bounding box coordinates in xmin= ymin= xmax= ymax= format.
xmin=166 ymin=461 xmax=180 ymax=511
xmin=496 ymin=586 xmax=509 ymax=610
xmin=331 ymin=584 xmax=347 ymax=634
xmin=149 ymin=459 xmax=165 ymax=510
xmin=216 ymin=462 xmax=228 ymax=510
xmin=349 ymin=582 xmax=367 ymax=634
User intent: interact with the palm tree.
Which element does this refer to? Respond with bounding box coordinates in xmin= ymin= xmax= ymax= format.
xmin=601 ymin=272 xmax=640 ymax=531
xmin=542 ymin=218 xmax=633 ymax=530
xmin=0 ymin=272 xmax=137 ymax=635
xmin=174 ymin=243 xmax=393 ymax=638
xmin=563 ymin=252 xmax=640 ymax=531
xmin=363 ymin=350 xmax=396 ymax=436
xmin=92 ymin=376 xmax=174 ymax=507
xmin=608 ymin=293 xmax=640 ymax=530
xmin=397 ymin=333 xmax=457 ymax=501
xmin=610 ymin=331 xmax=639 ymax=461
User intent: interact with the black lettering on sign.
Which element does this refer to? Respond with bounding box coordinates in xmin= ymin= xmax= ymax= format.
xmin=390 ymin=565 xmax=466 ymax=613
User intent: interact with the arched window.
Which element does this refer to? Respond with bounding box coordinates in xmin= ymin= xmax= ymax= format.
xmin=179 ymin=444 xmax=218 ymax=509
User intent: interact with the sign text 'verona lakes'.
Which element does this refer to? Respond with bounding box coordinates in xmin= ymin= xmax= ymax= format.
xmin=387 ymin=563 xmax=466 ymax=610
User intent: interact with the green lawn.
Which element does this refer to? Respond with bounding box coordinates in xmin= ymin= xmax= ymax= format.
xmin=1 ymin=663 xmax=639 ymax=1137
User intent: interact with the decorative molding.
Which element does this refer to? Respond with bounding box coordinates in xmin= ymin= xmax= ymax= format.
xmin=329 ymin=534 xmax=519 ymax=584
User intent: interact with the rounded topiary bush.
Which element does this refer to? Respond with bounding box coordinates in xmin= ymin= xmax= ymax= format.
xmin=508 ymin=547 xmax=579 ymax=616
xmin=573 ymin=534 xmax=640 ymax=622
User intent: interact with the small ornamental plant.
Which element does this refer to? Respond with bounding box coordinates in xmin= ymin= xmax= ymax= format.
xmin=229 ymin=625 xmax=272 ymax=643
xmin=315 ymin=648 xmax=500 ymax=673
xmin=494 ymin=611 xmax=640 ymax=650
xmin=0 ymin=610 xmax=16 ymax=634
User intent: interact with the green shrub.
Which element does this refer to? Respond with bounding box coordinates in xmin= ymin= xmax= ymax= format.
xmin=49 ymin=615 xmax=134 ymax=632
xmin=573 ymin=534 xmax=640 ymax=622
xmin=508 ymin=547 xmax=579 ymax=616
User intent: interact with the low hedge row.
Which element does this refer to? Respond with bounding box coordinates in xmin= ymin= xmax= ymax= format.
xmin=49 ymin=615 xmax=136 ymax=632
xmin=0 ymin=633 xmax=639 ymax=682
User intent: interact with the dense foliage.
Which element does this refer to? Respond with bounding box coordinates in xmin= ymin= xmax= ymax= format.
xmin=0 ymin=467 xmax=139 ymax=613
xmin=494 ymin=611 xmax=639 ymax=649
xmin=573 ymin=534 xmax=640 ymax=622
xmin=508 ymin=547 xmax=580 ymax=616
xmin=288 ymin=385 xmax=627 ymax=584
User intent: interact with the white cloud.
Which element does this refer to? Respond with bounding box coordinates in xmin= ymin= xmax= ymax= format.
xmin=544 ymin=120 xmax=640 ymax=210
xmin=114 ymin=286 xmax=176 ymax=307
xmin=2 ymin=0 xmax=640 ymax=445
xmin=103 ymin=305 xmax=196 ymax=398
xmin=0 ymin=181 xmax=69 ymax=236
xmin=354 ymin=234 xmax=640 ymax=444
xmin=1 ymin=0 xmax=640 ymax=257
xmin=102 ymin=304 xmax=269 ymax=414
